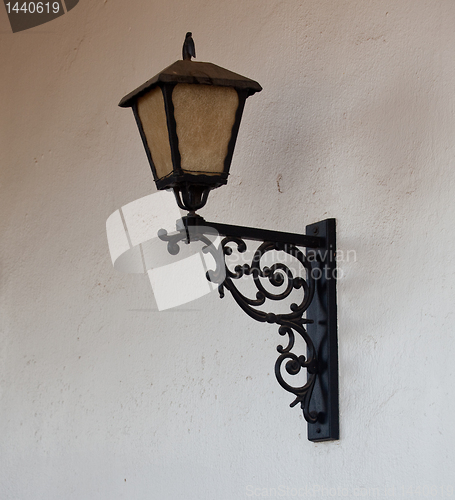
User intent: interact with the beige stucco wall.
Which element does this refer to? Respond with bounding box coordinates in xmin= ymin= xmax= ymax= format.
xmin=1 ymin=0 xmax=455 ymax=498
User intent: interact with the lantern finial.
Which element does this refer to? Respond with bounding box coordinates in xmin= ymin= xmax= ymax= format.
xmin=183 ymin=32 xmax=196 ymax=60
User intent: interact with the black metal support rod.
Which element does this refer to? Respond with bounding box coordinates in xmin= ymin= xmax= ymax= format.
xmin=182 ymin=215 xmax=324 ymax=248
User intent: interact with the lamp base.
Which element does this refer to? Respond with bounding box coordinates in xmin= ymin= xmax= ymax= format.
xmin=172 ymin=184 xmax=211 ymax=212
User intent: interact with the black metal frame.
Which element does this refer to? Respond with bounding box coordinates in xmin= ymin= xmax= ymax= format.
xmin=159 ymin=215 xmax=339 ymax=442
xmin=122 ymin=34 xmax=261 ymax=213
xmin=132 ymin=84 xmax=250 ymax=211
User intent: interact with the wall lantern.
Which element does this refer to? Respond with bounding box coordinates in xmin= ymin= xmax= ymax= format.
xmin=118 ymin=34 xmax=339 ymax=442
xmin=119 ymin=32 xmax=262 ymax=212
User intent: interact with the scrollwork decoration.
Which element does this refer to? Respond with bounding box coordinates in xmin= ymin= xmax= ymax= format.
xmin=158 ymin=224 xmax=321 ymax=424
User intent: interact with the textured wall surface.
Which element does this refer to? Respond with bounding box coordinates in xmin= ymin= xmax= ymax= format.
xmin=1 ymin=0 xmax=455 ymax=498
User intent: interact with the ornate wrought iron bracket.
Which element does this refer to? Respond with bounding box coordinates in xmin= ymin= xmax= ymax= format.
xmin=159 ymin=215 xmax=339 ymax=442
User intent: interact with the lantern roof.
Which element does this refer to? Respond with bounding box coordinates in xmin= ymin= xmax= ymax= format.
xmin=119 ymin=59 xmax=262 ymax=108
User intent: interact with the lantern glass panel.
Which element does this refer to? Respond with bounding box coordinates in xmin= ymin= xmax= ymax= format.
xmin=137 ymin=87 xmax=173 ymax=180
xmin=172 ymin=83 xmax=239 ymax=175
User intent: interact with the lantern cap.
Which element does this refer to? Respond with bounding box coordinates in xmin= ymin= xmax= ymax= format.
xmin=119 ymin=59 xmax=262 ymax=108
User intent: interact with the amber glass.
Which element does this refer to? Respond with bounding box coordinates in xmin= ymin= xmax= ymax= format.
xmin=136 ymin=88 xmax=173 ymax=180
xmin=136 ymin=83 xmax=239 ymax=181
xmin=172 ymin=83 xmax=239 ymax=175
